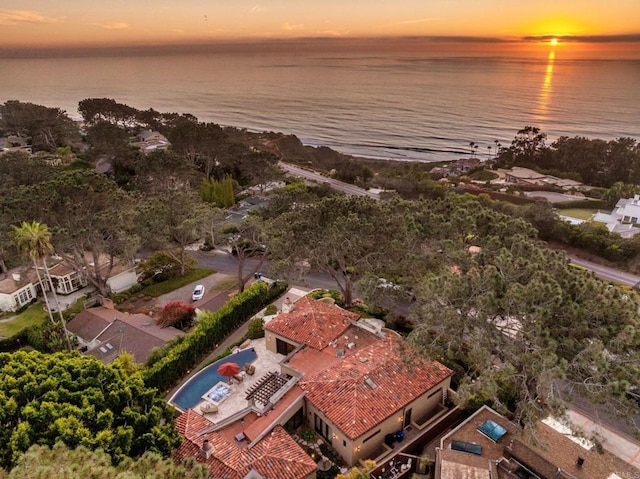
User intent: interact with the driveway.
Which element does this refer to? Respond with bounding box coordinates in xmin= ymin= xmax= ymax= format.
xmin=153 ymin=272 xmax=235 ymax=308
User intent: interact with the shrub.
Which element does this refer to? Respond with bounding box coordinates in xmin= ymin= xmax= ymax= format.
xmin=264 ymin=304 xmax=278 ymax=316
xmin=246 ymin=317 xmax=265 ymax=339
xmin=157 ymin=301 xmax=195 ymax=329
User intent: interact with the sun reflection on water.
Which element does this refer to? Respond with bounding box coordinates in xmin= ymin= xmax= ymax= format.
xmin=535 ymin=48 xmax=555 ymax=122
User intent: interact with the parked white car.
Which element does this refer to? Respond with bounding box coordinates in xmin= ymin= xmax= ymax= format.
xmin=192 ymin=284 xmax=205 ymax=301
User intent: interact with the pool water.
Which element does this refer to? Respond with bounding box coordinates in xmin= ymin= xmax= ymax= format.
xmin=170 ymin=347 xmax=257 ymax=410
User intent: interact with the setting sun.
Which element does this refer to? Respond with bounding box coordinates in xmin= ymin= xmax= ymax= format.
xmin=550 ymin=38 xmax=559 ymax=46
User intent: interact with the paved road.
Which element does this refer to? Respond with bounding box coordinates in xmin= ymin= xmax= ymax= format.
xmin=279 ymin=162 xmax=380 ymax=199
xmin=567 ymin=255 xmax=640 ymax=287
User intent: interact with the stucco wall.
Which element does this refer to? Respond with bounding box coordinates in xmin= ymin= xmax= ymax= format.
xmin=107 ymin=269 xmax=137 ymax=293
xmin=0 ymin=293 xmax=17 ymax=312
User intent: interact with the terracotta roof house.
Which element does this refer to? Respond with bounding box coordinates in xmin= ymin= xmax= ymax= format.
xmin=435 ymin=405 xmax=638 ymax=479
xmin=264 ymin=296 xmax=454 ymax=466
xmin=170 ymin=296 xmax=453 ymax=474
xmin=0 ymin=267 xmax=40 ymax=312
xmin=174 ymin=409 xmax=317 ymax=479
xmin=66 ymin=306 xmax=184 ymax=364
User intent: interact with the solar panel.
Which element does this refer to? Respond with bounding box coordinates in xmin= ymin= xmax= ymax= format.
xmin=451 ymin=440 xmax=482 ymax=455
xmin=478 ymin=419 xmax=507 ymax=442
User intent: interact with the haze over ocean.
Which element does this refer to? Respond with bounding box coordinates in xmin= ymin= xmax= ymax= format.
xmin=1 ymin=43 xmax=638 ymax=162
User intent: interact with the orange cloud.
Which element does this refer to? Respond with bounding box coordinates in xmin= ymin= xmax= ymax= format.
xmin=94 ymin=22 xmax=131 ymax=30
xmin=282 ymin=22 xmax=304 ymax=32
xmin=0 ymin=9 xmax=57 ymax=26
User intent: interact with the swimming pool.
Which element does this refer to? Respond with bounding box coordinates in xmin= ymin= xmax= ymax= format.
xmin=169 ymin=347 xmax=257 ymax=410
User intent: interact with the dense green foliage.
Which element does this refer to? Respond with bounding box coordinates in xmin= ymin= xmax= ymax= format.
xmin=0 ymin=443 xmax=208 ymax=479
xmin=0 ymin=351 xmax=180 ymax=470
xmin=269 ymin=195 xmax=424 ymax=305
xmin=409 ymin=219 xmax=640 ymax=426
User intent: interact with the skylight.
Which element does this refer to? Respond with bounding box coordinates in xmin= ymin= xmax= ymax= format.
xmin=478 ymin=419 xmax=507 ymax=442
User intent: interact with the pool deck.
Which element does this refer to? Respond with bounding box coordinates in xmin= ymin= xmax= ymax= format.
xmin=192 ymin=338 xmax=285 ymax=422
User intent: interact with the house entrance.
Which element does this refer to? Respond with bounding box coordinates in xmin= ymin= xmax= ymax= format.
xmin=284 ymin=407 xmax=304 ymax=432
xmin=276 ymin=338 xmax=296 ymax=355
xmin=403 ymin=408 xmax=412 ymax=429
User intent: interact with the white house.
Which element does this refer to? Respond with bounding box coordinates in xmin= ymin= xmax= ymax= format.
xmin=0 ymin=269 xmax=39 ymax=312
xmin=133 ymin=130 xmax=170 ymax=153
xmin=592 ymin=194 xmax=640 ymax=238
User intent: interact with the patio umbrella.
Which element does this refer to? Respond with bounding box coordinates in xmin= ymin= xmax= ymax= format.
xmin=218 ymin=362 xmax=241 ymax=381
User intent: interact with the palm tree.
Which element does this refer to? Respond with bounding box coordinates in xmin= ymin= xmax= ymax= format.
xmin=11 ymin=221 xmax=72 ymax=350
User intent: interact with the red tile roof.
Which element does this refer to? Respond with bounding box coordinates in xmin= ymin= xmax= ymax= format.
xmin=265 ymin=296 xmax=359 ymax=350
xmin=299 ymin=334 xmax=453 ymax=440
xmin=175 ymin=410 xmax=317 ymax=479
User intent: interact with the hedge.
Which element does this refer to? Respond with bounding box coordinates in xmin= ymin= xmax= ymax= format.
xmin=142 ymin=280 xmax=287 ymax=392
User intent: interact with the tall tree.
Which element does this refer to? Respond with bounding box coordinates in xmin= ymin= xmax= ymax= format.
xmin=6 ymin=171 xmax=139 ymax=296
xmin=409 ymin=235 xmax=640 ymax=429
xmin=268 ymin=196 xmax=418 ymax=306
xmin=222 ymin=218 xmax=269 ymax=292
xmin=0 ymin=100 xmax=77 ymax=152
xmin=11 ymin=221 xmax=72 ymax=350
xmin=139 ymin=192 xmax=215 ymax=276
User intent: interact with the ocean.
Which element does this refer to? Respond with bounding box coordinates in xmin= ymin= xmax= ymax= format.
xmin=1 ymin=43 xmax=639 ymax=162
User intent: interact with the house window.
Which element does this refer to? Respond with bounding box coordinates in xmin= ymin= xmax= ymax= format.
xmin=363 ymin=429 xmax=381 ymax=444
xmin=13 ymin=288 xmax=33 ymax=306
xmin=428 ymin=388 xmax=441 ymax=398
xmin=314 ymin=413 xmax=331 ymax=442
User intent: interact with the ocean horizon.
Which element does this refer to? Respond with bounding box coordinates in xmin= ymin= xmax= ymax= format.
xmin=1 ymin=40 xmax=638 ymax=162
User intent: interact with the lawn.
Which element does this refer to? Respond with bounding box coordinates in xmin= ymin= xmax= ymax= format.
xmin=138 ymin=268 xmax=215 ymax=298
xmin=558 ymin=208 xmax=598 ymax=220
xmin=0 ymin=302 xmax=49 ymax=338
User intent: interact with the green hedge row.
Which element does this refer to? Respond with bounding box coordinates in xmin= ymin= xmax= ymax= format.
xmin=554 ymin=199 xmax=606 ymax=209
xmin=142 ymin=280 xmax=287 ymax=392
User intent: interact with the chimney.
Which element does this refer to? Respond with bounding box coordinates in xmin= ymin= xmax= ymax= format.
xmin=576 ymin=456 xmax=585 ymax=468
xmin=282 ymin=297 xmax=293 ymax=313
xmin=200 ymin=439 xmax=214 ymax=459
xmin=12 ymin=273 xmax=21 ymax=282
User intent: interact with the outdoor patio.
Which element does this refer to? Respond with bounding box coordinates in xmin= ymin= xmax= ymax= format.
xmin=192 ymin=338 xmax=284 ymax=421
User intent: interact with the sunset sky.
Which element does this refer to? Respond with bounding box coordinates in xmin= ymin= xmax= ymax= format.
xmin=1 ymin=1 xmax=639 ymax=51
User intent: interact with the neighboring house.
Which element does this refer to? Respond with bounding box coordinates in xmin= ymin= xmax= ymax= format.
xmin=430 ymin=158 xmax=480 ymax=179
xmin=225 ymin=196 xmax=271 ymax=225
xmin=504 ymin=167 xmax=584 ymax=190
xmin=175 ymin=412 xmax=317 ymax=479
xmin=133 ymin=130 xmax=171 ymax=153
xmin=0 ymin=135 xmax=32 ymax=155
xmin=47 ymin=254 xmax=137 ymax=295
xmin=66 ymin=305 xmax=184 ymax=364
xmin=592 ymin=194 xmax=640 ymax=238
xmin=173 ymin=296 xmax=453 ymax=474
xmin=434 ymin=405 xmax=637 ymax=479
xmin=0 ymin=268 xmax=39 ymax=312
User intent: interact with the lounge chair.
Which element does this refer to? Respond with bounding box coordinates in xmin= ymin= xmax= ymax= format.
xmin=233 ymin=373 xmax=244 ymax=383
xmin=244 ymin=363 xmax=256 ymax=375
xmin=200 ymin=402 xmax=218 ymax=414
